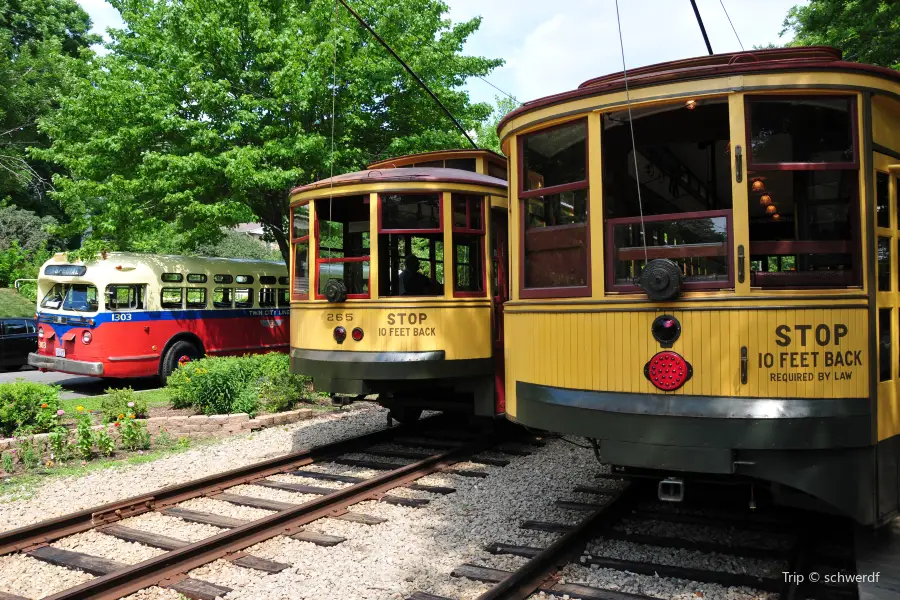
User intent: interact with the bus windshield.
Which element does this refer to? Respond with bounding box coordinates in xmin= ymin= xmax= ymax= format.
xmin=40 ymin=283 xmax=99 ymax=312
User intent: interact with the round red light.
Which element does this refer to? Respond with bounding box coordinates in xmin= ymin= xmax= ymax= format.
xmin=644 ymin=351 xmax=692 ymax=391
xmin=351 ymin=327 xmax=364 ymax=342
xmin=333 ymin=326 xmax=346 ymax=344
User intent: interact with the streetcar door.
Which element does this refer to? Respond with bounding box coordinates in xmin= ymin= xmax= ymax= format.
xmin=490 ymin=209 xmax=509 ymax=413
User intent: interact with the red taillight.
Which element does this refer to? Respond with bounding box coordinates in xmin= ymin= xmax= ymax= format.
xmin=644 ymin=351 xmax=692 ymax=391
xmin=351 ymin=327 xmax=364 ymax=342
xmin=37 ymin=327 xmax=44 ymax=339
xmin=333 ymin=326 xmax=346 ymax=344
xmin=82 ymin=330 xmax=92 ymax=345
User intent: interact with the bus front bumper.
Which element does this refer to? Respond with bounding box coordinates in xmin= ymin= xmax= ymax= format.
xmin=28 ymin=353 xmax=104 ymax=377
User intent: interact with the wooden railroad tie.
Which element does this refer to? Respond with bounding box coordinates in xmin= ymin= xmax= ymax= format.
xmin=450 ymin=564 xmax=651 ymax=600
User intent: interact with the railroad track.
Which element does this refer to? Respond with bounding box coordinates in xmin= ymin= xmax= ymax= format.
xmin=0 ymin=415 xmax=539 ymax=600
xmin=411 ymin=477 xmax=859 ymax=600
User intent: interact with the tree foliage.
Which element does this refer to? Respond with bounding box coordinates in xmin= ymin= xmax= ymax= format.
xmin=0 ymin=0 xmax=97 ymax=216
xmin=783 ymin=0 xmax=900 ymax=69
xmin=38 ymin=0 xmax=502 ymax=263
xmin=474 ymin=96 xmax=519 ymax=155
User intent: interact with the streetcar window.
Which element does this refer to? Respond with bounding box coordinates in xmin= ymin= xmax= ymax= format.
xmin=877 ymin=172 xmax=890 ymax=229
xmin=236 ymin=275 xmax=253 ymax=284
xmin=187 ymin=274 xmax=207 ymax=283
xmin=381 ymin=193 xmax=441 ymax=231
xmin=488 ymin=160 xmax=507 ymax=181
xmin=453 ymin=195 xmax=485 ymax=295
xmin=879 ymin=237 xmax=892 ymax=292
xmin=880 ymin=308 xmax=892 ymax=382
xmin=747 ymin=97 xmax=855 ymax=165
xmin=378 ymin=234 xmax=443 ymax=297
xmin=186 ymin=288 xmax=207 ymax=309
xmin=316 ymin=196 xmax=370 ymax=297
xmin=105 ymin=285 xmax=144 ymax=310
xmin=161 ymin=273 xmax=183 ymax=283
xmin=445 ymin=158 xmax=477 ymax=172
xmin=214 ymin=274 xmax=233 ymax=284
xmin=161 ymin=288 xmax=183 ymax=309
xmin=292 ymin=203 xmax=310 ymax=240
xmin=259 ymin=288 xmax=277 ymax=308
xmin=259 ymin=275 xmax=277 ymax=285
xmin=520 ymin=119 xmax=590 ymax=295
xmin=277 ymin=288 xmax=290 ymax=307
xmin=603 ymin=99 xmax=733 ymax=290
xmin=746 ymin=96 xmax=859 ymax=288
xmin=292 ymin=203 xmax=310 ymax=300
xmin=235 ymin=288 xmax=253 ymax=308
xmin=40 ymin=284 xmax=99 ymax=312
xmin=278 ymin=276 xmax=289 ymax=286
xmin=213 ymin=288 xmax=233 ymax=308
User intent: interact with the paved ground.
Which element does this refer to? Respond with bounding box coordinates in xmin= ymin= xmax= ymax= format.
xmin=0 ymin=367 xmax=160 ymax=399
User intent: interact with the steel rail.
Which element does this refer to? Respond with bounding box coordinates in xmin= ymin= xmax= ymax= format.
xmin=0 ymin=416 xmax=434 ymax=556
xmin=474 ymin=483 xmax=636 ymax=600
xmin=45 ymin=432 xmax=497 ymax=600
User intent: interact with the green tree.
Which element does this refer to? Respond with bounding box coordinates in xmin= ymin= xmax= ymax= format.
xmin=782 ymin=0 xmax=900 ymax=69
xmin=474 ymin=96 xmax=519 ymax=154
xmin=193 ymin=229 xmax=282 ymax=261
xmin=0 ymin=0 xmax=97 ymax=216
xmin=38 ymin=0 xmax=501 ymax=263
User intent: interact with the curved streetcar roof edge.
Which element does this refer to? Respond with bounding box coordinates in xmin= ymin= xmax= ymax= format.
xmin=289 ymin=167 xmax=508 ymax=196
xmin=496 ymin=45 xmax=900 ymax=137
xmin=366 ymin=148 xmax=507 ymax=169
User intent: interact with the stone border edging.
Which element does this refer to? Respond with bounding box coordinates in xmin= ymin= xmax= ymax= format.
xmin=0 ymin=407 xmax=318 ymax=455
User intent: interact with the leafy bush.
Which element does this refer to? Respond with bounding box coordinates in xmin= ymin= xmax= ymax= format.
xmin=118 ymin=416 xmax=150 ymax=451
xmin=96 ymin=428 xmax=115 ymax=456
xmin=167 ymin=353 xmax=312 ymax=415
xmin=48 ymin=426 xmax=71 ymax=462
xmin=0 ymin=380 xmax=62 ymax=437
xmin=100 ymin=387 xmax=148 ymax=423
xmin=2 ymin=452 xmax=12 ymax=474
xmin=75 ymin=413 xmax=94 ymax=460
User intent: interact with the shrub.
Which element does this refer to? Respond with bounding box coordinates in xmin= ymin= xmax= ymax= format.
xmin=0 ymin=380 xmax=62 ymax=437
xmin=96 ymin=428 xmax=115 ymax=456
xmin=48 ymin=426 xmax=71 ymax=462
xmin=74 ymin=413 xmax=94 ymax=460
xmin=119 ymin=416 xmax=150 ymax=451
xmin=100 ymin=387 xmax=148 ymax=423
xmin=2 ymin=452 xmax=12 ymax=474
xmin=16 ymin=435 xmax=40 ymax=470
xmin=167 ymin=353 xmax=312 ymax=415
xmin=154 ymin=429 xmax=174 ymax=449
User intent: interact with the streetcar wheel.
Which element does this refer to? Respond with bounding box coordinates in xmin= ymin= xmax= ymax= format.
xmin=160 ymin=340 xmax=200 ymax=383
xmin=388 ymin=406 xmax=423 ymax=424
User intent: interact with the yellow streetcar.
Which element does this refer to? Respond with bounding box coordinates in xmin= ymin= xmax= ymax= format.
xmin=288 ymin=150 xmax=509 ymax=423
xmin=498 ymin=46 xmax=900 ymax=525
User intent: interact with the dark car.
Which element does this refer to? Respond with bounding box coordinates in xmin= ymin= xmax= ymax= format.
xmin=0 ymin=318 xmax=37 ymax=371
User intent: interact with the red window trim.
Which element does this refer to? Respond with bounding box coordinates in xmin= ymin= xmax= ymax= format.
xmin=744 ymin=95 xmax=859 ymax=171
xmin=377 ymin=191 xmax=444 ymax=234
xmin=290 ymin=203 xmax=311 ymax=301
xmin=518 ymin=119 xmax=590 ymax=198
xmin=451 ymin=195 xmax=487 ymax=298
xmin=313 ymin=200 xmax=371 ymax=300
xmin=605 ymin=209 xmax=735 ymax=293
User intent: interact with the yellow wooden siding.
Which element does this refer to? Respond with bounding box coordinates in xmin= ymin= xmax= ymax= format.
xmin=505 ymin=307 xmax=870 ymax=417
xmin=291 ymin=304 xmax=492 ymax=360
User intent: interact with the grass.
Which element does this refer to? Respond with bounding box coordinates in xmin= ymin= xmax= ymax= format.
xmin=59 ymin=388 xmax=171 ymax=414
xmin=0 ymin=288 xmax=35 ymax=318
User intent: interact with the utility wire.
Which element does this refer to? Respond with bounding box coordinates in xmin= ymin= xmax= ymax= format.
xmin=336 ymin=0 xmax=478 ymax=149
xmin=718 ymin=0 xmax=744 ymax=50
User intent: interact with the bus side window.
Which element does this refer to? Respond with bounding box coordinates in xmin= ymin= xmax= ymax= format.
xmin=259 ymin=288 xmax=277 ymax=308
xmin=161 ymin=288 xmax=183 ymax=309
xmin=235 ymin=288 xmax=253 ymax=308
xmin=186 ymin=288 xmax=207 ymax=309
xmin=277 ymin=288 xmax=290 ymax=307
xmin=106 ymin=284 xmax=144 ymax=310
xmin=213 ymin=288 xmax=233 ymax=308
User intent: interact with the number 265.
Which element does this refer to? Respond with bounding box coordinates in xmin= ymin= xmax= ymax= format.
xmin=327 ymin=313 xmax=353 ymax=322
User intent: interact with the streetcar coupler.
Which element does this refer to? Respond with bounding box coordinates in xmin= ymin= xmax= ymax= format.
xmin=658 ymin=477 xmax=685 ymax=502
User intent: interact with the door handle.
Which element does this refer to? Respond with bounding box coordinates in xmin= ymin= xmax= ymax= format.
xmin=735 ymin=145 xmax=743 ymax=183
xmin=740 ymin=346 xmax=748 ymax=384
xmin=737 ymin=245 xmax=745 ymax=284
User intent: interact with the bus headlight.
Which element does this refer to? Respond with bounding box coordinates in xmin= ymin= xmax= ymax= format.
xmin=82 ymin=330 xmax=92 ymax=345
xmin=37 ymin=327 xmax=44 ymax=339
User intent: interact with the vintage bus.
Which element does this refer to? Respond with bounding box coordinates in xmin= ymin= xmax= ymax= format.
xmin=29 ymin=252 xmax=289 ymax=380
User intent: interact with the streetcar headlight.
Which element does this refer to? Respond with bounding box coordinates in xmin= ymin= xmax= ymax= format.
xmin=333 ymin=326 xmax=346 ymax=344
xmin=351 ymin=327 xmax=364 ymax=342
xmin=82 ymin=330 xmax=92 ymax=345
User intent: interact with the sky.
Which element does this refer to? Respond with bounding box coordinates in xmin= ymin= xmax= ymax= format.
xmin=75 ymin=0 xmax=806 ymax=107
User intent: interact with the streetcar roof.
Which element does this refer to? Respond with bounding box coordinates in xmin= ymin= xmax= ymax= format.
xmin=497 ymin=46 xmax=900 ymax=134
xmin=290 ymin=167 xmax=508 ymax=196
xmin=366 ymin=148 xmax=506 ymax=170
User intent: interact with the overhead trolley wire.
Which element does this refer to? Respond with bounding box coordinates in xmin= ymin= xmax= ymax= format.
xmin=718 ymin=0 xmax=744 ymax=51
xmin=336 ymin=0 xmax=479 ymax=149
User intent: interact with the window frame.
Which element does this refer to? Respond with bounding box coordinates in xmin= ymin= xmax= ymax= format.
xmin=605 ymin=209 xmax=735 ymax=293
xmin=315 ymin=198 xmax=371 ymax=300
xmin=160 ymin=287 xmax=184 ymax=309
xmin=105 ymin=284 xmax=145 ymax=311
xmin=744 ymin=95 xmax=859 ymax=171
xmin=377 ymin=192 xmax=444 ymax=234
xmin=744 ymin=94 xmax=861 ymax=289
xmin=185 ymin=287 xmax=208 ymax=309
xmin=259 ymin=287 xmax=277 ymax=308
xmin=451 ymin=194 xmax=487 ymax=298
xmin=213 ymin=287 xmax=233 ymax=309
xmin=291 ymin=202 xmax=311 ymax=301
xmin=234 ymin=288 xmax=253 ymax=308
xmin=517 ymin=118 xmax=591 ymax=299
